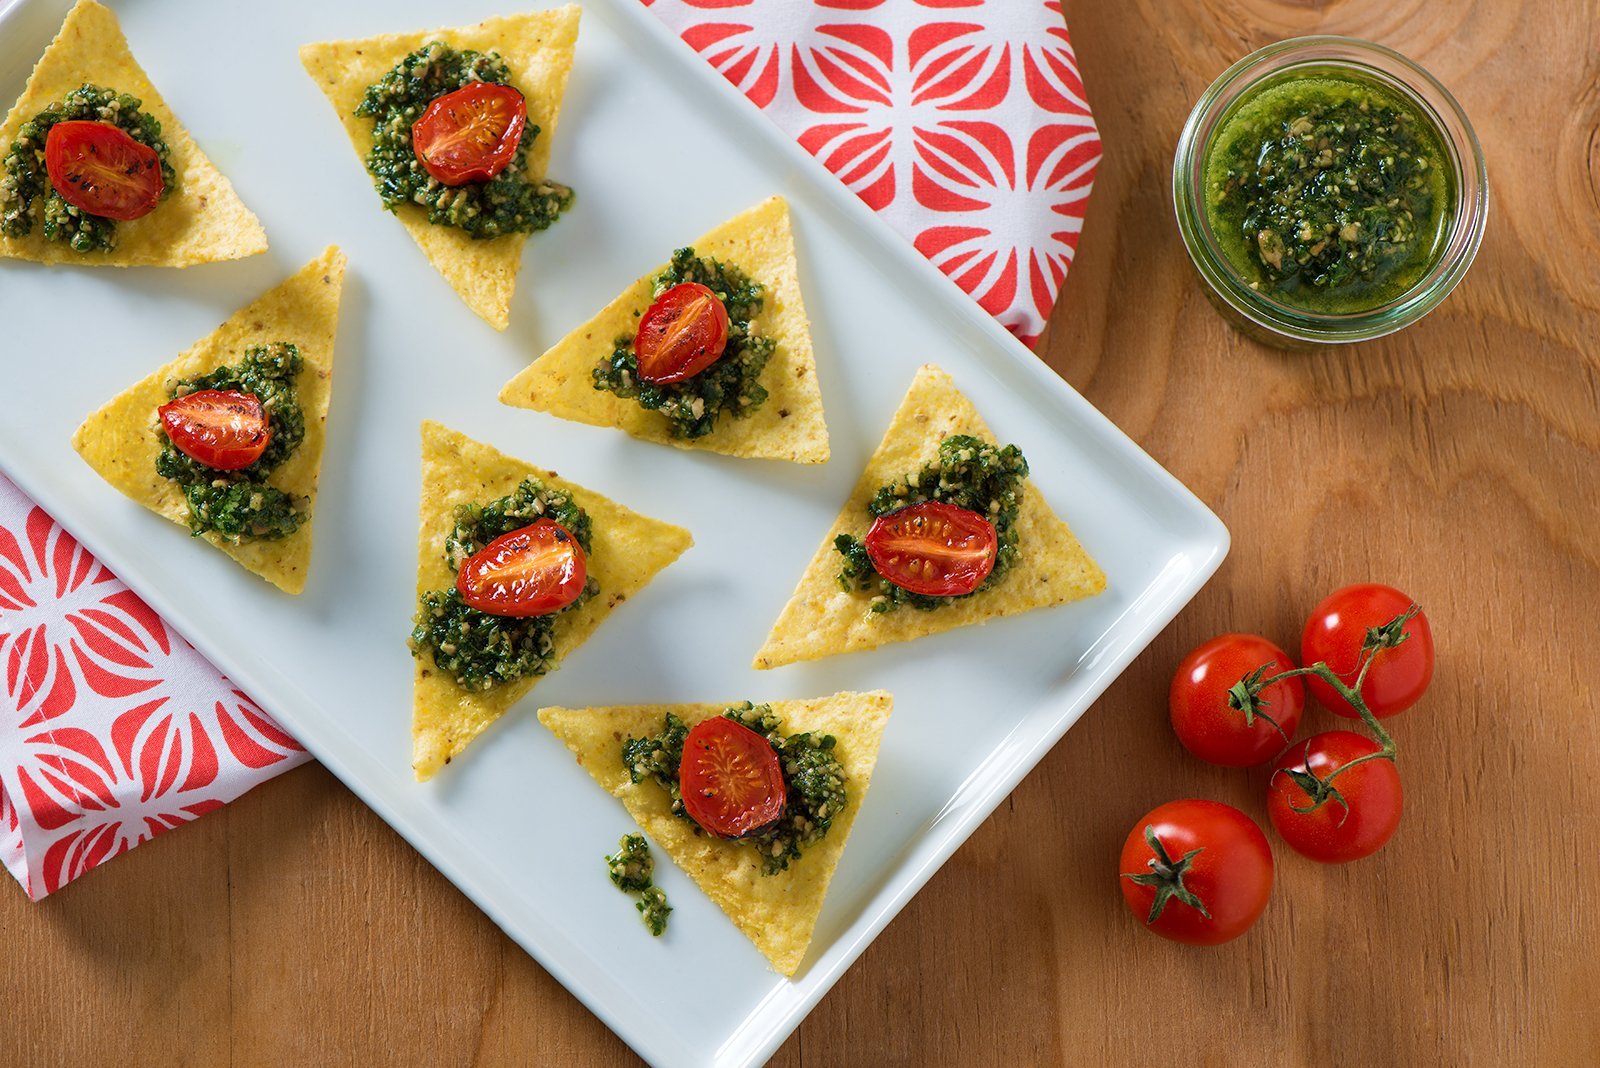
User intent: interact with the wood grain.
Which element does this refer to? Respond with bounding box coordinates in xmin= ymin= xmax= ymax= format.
xmin=5 ymin=1 xmax=1598 ymax=1064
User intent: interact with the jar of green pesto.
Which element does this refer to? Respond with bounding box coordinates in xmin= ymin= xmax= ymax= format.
xmin=1173 ymin=37 xmax=1487 ymax=348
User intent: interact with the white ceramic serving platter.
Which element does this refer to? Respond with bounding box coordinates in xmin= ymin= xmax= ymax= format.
xmin=0 ymin=1 xmax=1227 ymax=1063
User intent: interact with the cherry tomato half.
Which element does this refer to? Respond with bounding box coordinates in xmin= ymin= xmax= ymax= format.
xmin=1118 ymin=799 xmax=1273 ymax=946
xmin=455 ymin=520 xmax=587 ymax=618
xmin=411 ymin=82 xmax=527 ymax=186
xmin=1170 ymin=633 xmax=1304 ymax=767
xmin=634 ymin=282 xmax=730 ymax=384
xmin=1301 ymin=583 xmax=1433 ymax=719
xmin=157 ymin=390 xmax=272 ymax=471
xmin=44 ymin=120 xmax=163 ymax=221
xmin=1267 ymin=730 xmax=1403 ymax=863
xmin=679 ymin=717 xmax=785 ymax=839
xmin=863 ymin=501 xmax=997 ymax=598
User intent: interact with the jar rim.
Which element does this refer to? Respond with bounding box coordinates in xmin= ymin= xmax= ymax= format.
xmin=1172 ymin=35 xmax=1489 ymax=345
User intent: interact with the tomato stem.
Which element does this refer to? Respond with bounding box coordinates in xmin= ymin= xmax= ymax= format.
xmin=1119 ymin=825 xmax=1211 ymax=924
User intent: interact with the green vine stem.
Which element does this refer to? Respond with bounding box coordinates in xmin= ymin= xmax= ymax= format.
xmin=1242 ymin=607 xmax=1419 ymax=813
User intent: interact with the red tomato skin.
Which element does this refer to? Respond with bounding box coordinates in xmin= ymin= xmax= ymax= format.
xmin=1118 ymin=799 xmax=1273 ymax=946
xmin=1301 ymin=584 xmax=1433 ymax=719
xmin=863 ymin=501 xmax=998 ymax=597
xmin=157 ymin=389 xmax=272 ymax=471
xmin=44 ymin=120 xmax=163 ymax=220
xmin=633 ymin=283 xmax=730 ymax=384
xmin=455 ymin=521 xmax=586 ymax=618
xmin=411 ymin=82 xmax=527 ymax=186
xmin=1267 ymin=731 xmax=1403 ymax=863
xmin=679 ymin=717 xmax=786 ymax=839
xmin=1170 ymin=633 xmax=1305 ymax=767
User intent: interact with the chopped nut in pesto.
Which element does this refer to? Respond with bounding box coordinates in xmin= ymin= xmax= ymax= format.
xmin=409 ymin=478 xmax=597 ymax=691
xmin=155 ymin=344 xmax=306 ymax=542
xmin=605 ymin=833 xmax=671 ymax=936
xmin=1 ymin=84 xmax=175 ymax=253
xmin=592 ymin=248 xmax=776 ymax=438
xmin=834 ymin=434 xmax=1027 ymax=613
xmin=622 ymin=703 xmax=847 ymax=876
xmin=355 ymin=42 xmax=572 ymax=239
xmin=637 ymin=887 xmax=672 ymax=936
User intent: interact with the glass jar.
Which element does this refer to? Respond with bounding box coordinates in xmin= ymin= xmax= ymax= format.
xmin=1172 ymin=36 xmax=1488 ymax=348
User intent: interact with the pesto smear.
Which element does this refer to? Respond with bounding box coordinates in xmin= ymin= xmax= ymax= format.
xmin=835 ymin=434 xmax=1027 ymax=613
xmin=356 ymin=43 xmax=572 ymax=239
xmin=409 ymin=479 xmax=597 ymax=691
xmin=592 ymin=248 xmax=776 ymax=438
xmin=605 ymin=833 xmax=671 ymax=936
xmin=1 ymin=84 xmax=175 ymax=253
xmin=622 ymin=703 xmax=847 ymax=876
xmin=155 ymin=344 xmax=306 ymax=542
xmin=1204 ymin=74 xmax=1452 ymax=313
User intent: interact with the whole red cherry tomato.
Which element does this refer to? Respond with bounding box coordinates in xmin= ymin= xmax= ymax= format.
xmin=456 ymin=521 xmax=586 ymax=618
xmin=679 ymin=717 xmax=785 ymax=838
xmin=1302 ymin=584 xmax=1433 ymax=719
xmin=1267 ymin=730 xmax=1403 ymax=863
xmin=1169 ymin=633 xmax=1304 ymax=767
xmin=863 ymin=501 xmax=997 ymax=597
xmin=1118 ymin=799 xmax=1273 ymax=946
xmin=45 ymin=120 xmax=163 ymax=220
xmin=157 ymin=389 xmax=272 ymax=471
xmin=411 ymin=82 xmax=527 ymax=186
xmin=634 ymin=282 xmax=730 ymax=384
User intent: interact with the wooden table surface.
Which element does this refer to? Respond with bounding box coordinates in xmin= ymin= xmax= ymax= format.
xmin=6 ymin=1 xmax=1598 ymax=1064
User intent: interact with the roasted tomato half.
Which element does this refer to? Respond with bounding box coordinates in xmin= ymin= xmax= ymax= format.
xmin=157 ymin=390 xmax=272 ymax=471
xmin=863 ymin=500 xmax=997 ymax=597
xmin=44 ymin=120 xmax=164 ymax=221
xmin=455 ymin=520 xmax=587 ymax=618
xmin=679 ymin=717 xmax=785 ymax=839
xmin=634 ymin=282 xmax=730 ymax=384
xmin=411 ymin=82 xmax=527 ymax=186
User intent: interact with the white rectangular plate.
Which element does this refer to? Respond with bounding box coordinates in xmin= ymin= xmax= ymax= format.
xmin=0 ymin=2 xmax=1227 ymax=1064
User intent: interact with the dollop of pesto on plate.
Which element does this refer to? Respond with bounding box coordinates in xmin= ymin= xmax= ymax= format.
xmin=409 ymin=478 xmax=597 ymax=691
xmin=605 ymin=833 xmax=671 ymax=936
xmin=155 ymin=344 xmax=305 ymax=542
xmin=1204 ymin=74 xmax=1452 ymax=313
xmin=0 ymin=84 xmax=175 ymax=252
xmin=355 ymin=42 xmax=572 ymax=239
xmin=834 ymin=434 xmax=1028 ymax=613
xmin=592 ymin=248 xmax=777 ymax=438
xmin=622 ymin=703 xmax=847 ymax=876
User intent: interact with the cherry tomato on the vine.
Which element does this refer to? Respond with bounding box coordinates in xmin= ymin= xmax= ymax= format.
xmin=679 ymin=717 xmax=785 ymax=839
xmin=1301 ymin=583 xmax=1433 ymax=719
xmin=1118 ymin=799 xmax=1273 ymax=946
xmin=1267 ymin=730 xmax=1402 ymax=863
xmin=863 ymin=501 xmax=997 ymax=597
xmin=455 ymin=521 xmax=587 ymax=618
xmin=44 ymin=120 xmax=164 ymax=220
xmin=157 ymin=389 xmax=272 ymax=471
xmin=411 ymin=82 xmax=527 ymax=186
xmin=1170 ymin=633 xmax=1304 ymax=767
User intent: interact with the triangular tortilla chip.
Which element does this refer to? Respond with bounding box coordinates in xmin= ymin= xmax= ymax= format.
xmin=300 ymin=6 xmax=580 ymax=330
xmin=0 ymin=0 xmax=266 ymax=267
xmin=499 ymin=196 xmax=829 ymax=464
xmin=413 ymin=421 xmax=693 ymax=781
xmin=539 ymin=690 xmax=892 ymax=975
xmin=754 ymin=365 xmax=1105 ymax=668
xmin=71 ymin=247 xmax=346 ymax=594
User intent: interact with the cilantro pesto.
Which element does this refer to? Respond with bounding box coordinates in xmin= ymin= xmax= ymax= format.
xmin=835 ymin=434 xmax=1027 ymax=613
xmin=409 ymin=479 xmax=597 ymax=691
xmin=605 ymin=833 xmax=671 ymax=936
xmin=0 ymin=84 xmax=175 ymax=252
xmin=592 ymin=248 xmax=776 ymax=438
xmin=155 ymin=344 xmax=306 ymax=542
xmin=355 ymin=42 xmax=572 ymax=239
xmin=1204 ymin=74 xmax=1452 ymax=313
xmin=623 ymin=703 xmax=846 ymax=876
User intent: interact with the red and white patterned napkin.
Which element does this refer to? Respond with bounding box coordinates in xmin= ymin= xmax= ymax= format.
xmin=0 ymin=0 xmax=1096 ymax=899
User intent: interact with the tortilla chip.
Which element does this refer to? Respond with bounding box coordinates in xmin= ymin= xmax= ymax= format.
xmin=413 ymin=421 xmax=693 ymax=781
xmin=0 ymin=0 xmax=266 ymax=267
xmin=498 ymin=196 xmax=828 ymax=463
xmin=539 ymin=690 xmax=891 ymax=975
xmin=754 ymin=365 xmax=1105 ymax=669
xmin=299 ymin=6 xmax=580 ymax=330
xmin=71 ymin=247 xmax=346 ymax=594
